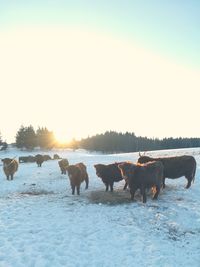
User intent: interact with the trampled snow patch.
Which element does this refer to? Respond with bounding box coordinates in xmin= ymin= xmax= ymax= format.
xmin=0 ymin=148 xmax=200 ymax=267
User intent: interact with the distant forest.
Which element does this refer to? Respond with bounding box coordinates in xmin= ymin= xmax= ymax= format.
xmin=78 ymin=131 xmax=200 ymax=153
xmin=1 ymin=127 xmax=200 ymax=153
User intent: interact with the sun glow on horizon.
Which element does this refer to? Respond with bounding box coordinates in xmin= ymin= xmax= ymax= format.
xmin=54 ymin=132 xmax=75 ymax=145
xmin=0 ymin=25 xmax=200 ymax=143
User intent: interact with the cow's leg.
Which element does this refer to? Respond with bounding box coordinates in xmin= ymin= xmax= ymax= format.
xmin=163 ymin=177 xmax=166 ymax=188
xmin=6 ymin=175 xmax=9 ymax=180
xmin=77 ymin=186 xmax=80 ymax=195
xmin=185 ymin=176 xmax=192 ymax=189
xmin=153 ymin=185 xmax=160 ymax=200
xmin=85 ymin=174 xmax=89 ymax=189
xmin=105 ymin=183 xmax=109 ymax=191
xmin=72 ymin=185 xmax=75 ymax=195
xmin=11 ymin=174 xmax=13 ymax=180
xmin=123 ymin=181 xmax=128 ymax=190
xmin=110 ymin=182 xmax=114 ymax=192
xmin=130 ymin=186 xmax=137 ymax=201
xmin=141 ymin=186 xmax=147 ymax=203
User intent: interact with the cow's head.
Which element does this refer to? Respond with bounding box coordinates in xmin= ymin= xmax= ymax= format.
xmin=1 ymin=158 xmax=12 ymax=167
xmin=118 ymin=162 xmax=137 ymax=181
xmin=66 ymin=165 xmax=79 ymax=178
xmin=94 ymin=164 xmax=106 ymax=178
xmin=137 ymin=155 xmax=152 ymax=164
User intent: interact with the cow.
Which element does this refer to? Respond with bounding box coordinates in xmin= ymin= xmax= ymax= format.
xmin=66 ymin=163 xmax=89 ymax=195
xmin=19 ymin=156 xmax=36 ymax=163
xmin=118 ymin=161 xmax=164 ymax=203
xmin=53 ymin=154 xmax=61 ymax=160
xmin=43 ymin=155 xmax=52 ymax=161
xmin=35 ymin=154 xmax=44 ymax=167
xmin=28 ymin=156 xmax=36 ymax=163
xmin=58 ymin=159 xmax=69 ymax=174
xmin=19 ymin=156 xmax=29 ymax=163
xmin=137 ymin=155 xmax=196 ymax=189
xmin=94 ymin=162 xmax=128 ymax=192
xmin=2 ymin=158 xmax=19 ymax=180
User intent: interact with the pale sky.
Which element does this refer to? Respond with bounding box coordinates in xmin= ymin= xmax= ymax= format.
xmin=0 ymin=1 xmax=200 ymax=143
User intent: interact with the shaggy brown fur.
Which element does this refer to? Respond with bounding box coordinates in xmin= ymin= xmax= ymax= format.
xmin=94 ymin=162 xmax=128 ymax=192
xmin=138 ymin=155 xmax=196 ymax=189
xmin=118 ymin=161 xmax=164 ymax=203
xmin=43 ymin=155 xmax=52 ymax=161
xmin=35 ymin=154 xmax=44 ymax=167
xmin=2 ymin=158 xmax=19 ymax=180
xmin=58 ymin=159 xmax=69 ymax=174
xmin=53 ymin=154 xmax=61 ymax=160
xmin=66 ymin=163 xmax=89 ymax=195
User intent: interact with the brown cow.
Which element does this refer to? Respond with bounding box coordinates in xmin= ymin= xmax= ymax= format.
xmin=94 ymin=162 xmax=128 ymax=192
xmin=2 ymin=158 xmax=19 ymax=180
xmin=43 ymin=155 xmax=52 ymax=161
xmin=58 ymin=159 xmax=69 ymax=174
xmin=138 ymin=155 xmax=196 ymax=189
xmin=66 ymin=163 xmax=89 ymax=195
xmin=53 ymin=154 xmax=61 ymax=160
xmin=118 ymin=161 xmax=164 ymax=203
xmin=35 ymin=154 xmax=44 ymax=167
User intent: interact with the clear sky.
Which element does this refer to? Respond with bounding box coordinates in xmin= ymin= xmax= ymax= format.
xmin=0 ymin=0 xmax=200 ymax=143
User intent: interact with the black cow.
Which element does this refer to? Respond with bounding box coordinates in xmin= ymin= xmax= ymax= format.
xmin=138 ymin=155 xmax=196 ymax=189
xmin=35 ymin=154 xmax=44 ymax=167
xmin=118 ymin=161 xmax=164 ymax=203
xmin=19 ymin=156 xmax=35 ymax=163
xmin=94 ymin=162 xmax=128 ymax=192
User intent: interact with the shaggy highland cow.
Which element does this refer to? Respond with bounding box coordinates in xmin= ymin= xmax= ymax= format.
xmin=35 ymin=154 xmax=44 ymax=167
xmin=66 ymin=163 xmax=89 ymax=195
xmin=43 ymin=155 xmax=52 ymax=161
xmin=53 ymin=154 xmax=61 ymax=160
xmin=58 ymin=159 xmax=69 ymax=174
xmin=2 ymin=158 xmax=19 ymax=180
xmin=94 ymin=162 xmax=128 ymax=192
xmin=118 ymin=161 xmax=164 ymax=203
xmin=137 ymin=154 xmax=196 ymax=189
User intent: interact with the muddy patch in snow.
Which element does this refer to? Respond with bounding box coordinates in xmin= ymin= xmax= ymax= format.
xmin=4 ymin=190 xmax=56 ymax=199
xmin=87 ymin=189 xmax=158 ymax=205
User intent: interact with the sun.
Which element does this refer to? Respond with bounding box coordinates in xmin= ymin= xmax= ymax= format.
xmin=55 ymin=132 xmax=72 ymax=144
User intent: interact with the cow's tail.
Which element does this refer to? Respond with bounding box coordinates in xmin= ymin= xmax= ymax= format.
xmin=192 ymin=159 xmax=197 ymax=183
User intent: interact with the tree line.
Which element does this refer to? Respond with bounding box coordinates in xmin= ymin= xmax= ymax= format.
xmin=1 ymin=128 xmax=200 ymax=152
xmin=78 ymin=131 xmax=200 ymax=153
xmin=0 ymin=133 xmax=8 ymax=151
xmin=15 ymin=126 xmax=56 ymax=150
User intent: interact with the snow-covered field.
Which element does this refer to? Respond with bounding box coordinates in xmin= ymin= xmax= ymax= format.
xmin=0 ymin=147 xmax=200 ymax=267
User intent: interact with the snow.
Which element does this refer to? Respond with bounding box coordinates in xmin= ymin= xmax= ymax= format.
xmin=0 ymin=147 xmax=200 ymax=267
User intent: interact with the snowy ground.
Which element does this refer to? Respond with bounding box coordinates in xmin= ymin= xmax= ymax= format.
xmin=0 ymin=147 xmax=200 ymax=267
